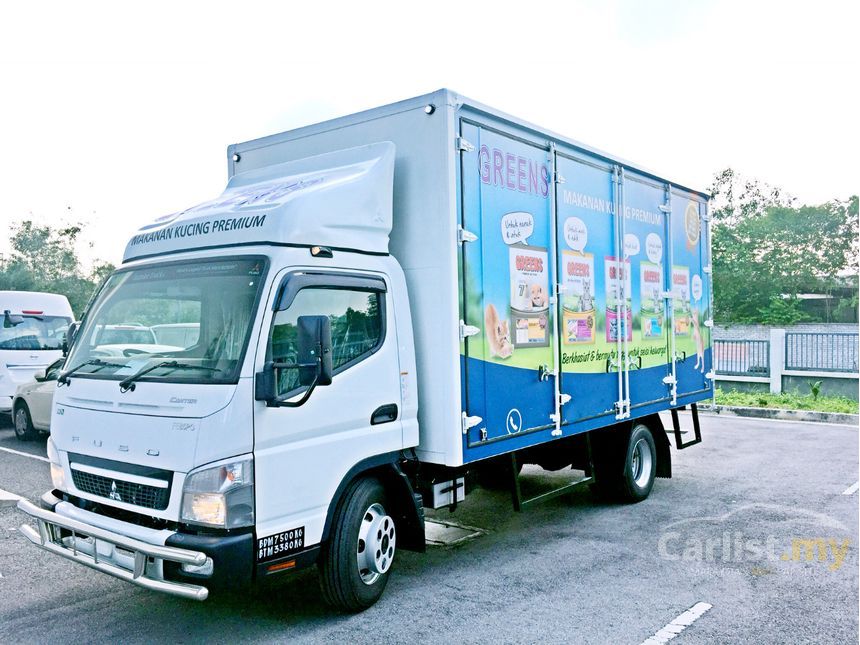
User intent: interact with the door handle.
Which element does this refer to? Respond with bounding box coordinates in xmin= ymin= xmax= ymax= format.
xmin=371 ymin=403 xmax=398 ymax=425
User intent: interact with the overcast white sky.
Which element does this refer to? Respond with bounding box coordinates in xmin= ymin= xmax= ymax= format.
xmin=1 ymin=0 xmax=857 ymax=268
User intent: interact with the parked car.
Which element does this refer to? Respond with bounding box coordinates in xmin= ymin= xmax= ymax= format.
xmin=89 ymin=324 xmax=182 ymax=357
xmin=12 ymin=357 xmax=64 ymax=441
xmin=1 ymin=290 xmax=73 ymax=416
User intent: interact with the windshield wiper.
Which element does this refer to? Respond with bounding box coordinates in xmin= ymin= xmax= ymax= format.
xmin=119 ymin=361 xmax=220 ymax=393
xmin=58 ymin=358 xmax=126 ymax=387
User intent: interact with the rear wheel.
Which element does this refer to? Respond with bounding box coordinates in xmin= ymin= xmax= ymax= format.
xmin=13 ymin=402 xmax=37 ymax=441
xmin=619 ymin=424 xmax=657 ymax=502
xmin=591 ymin=423 xmax=657 ymax=503
xmin=319 ymin=477 xmax=395 ymax=612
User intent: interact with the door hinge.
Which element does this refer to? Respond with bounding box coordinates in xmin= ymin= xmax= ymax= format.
xmin=559 ymin=393 xmax=571 ymax=406
xmin=462 ymin=412 xmax=482 ymax=434
xmin=705 ymin=371 xmax=716 ymax=380
xmin=458 ymin=226 xmax=478 ymax=244
xmin=703 ymin=319 xmax=713 ymax=328
xmin=456 ymin=137 xmax=475 ymax=153
xmin=702 ymin=265 xmax=712 ymax=274
xmin=662 ymin=374 xmax=677 ymax=385
xmin=459 ymin=320 xmax=480 ymax=341
xmin=658 ymin=204 xmax=671 ymax=213
xmin=660 ymin=290 xmax=673 ymax=299
xmin=554 ymin=171 xmax=566 ymax=184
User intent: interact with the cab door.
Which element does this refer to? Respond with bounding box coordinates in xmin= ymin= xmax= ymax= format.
xmin=252 ymin=269 xmax=403 ymax=551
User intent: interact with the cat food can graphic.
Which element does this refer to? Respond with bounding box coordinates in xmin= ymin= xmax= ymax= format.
xmin=605 ymin=256 xmax=632 ymax=342
xmin=509 ymin=244 xmax=549 ymax=348
xmin=640 ymin=261 xmax=663 ymax=339
xmin=672 ymin=266 xmax=691 ymax=336
xmin=562 ymin=250 xmax=595 ymax=344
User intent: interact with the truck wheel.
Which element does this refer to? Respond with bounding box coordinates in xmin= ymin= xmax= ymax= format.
xmin=617 ymin=424 xmax=657 ymax=502
xmin=319 ymin=477 xmax=395 ymax=612
xmin=13 ymin=403 xmax=37 ymax=441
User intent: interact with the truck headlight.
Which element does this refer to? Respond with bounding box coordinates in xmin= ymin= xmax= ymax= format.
xmin=180 ymin=456 xmax=254 ymax=529
xmin=47 ymin=438 xmax=66 ymax=491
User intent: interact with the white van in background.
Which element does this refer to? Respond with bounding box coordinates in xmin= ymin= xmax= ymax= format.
xmin=1 ymin=291 xmax=74 ymax=415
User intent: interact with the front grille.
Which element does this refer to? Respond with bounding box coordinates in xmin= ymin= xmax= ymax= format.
xmin=71 ymin=469 xmax=170 ymax=510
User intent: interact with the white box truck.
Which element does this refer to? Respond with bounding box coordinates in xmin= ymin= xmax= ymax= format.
xmin=1 ymin=291 xmax=74 ymax=417
xmin=18 ymin=90 xmax=712 ymax=611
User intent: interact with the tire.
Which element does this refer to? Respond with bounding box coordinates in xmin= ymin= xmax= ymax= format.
xmin=13 ymin=402 xmax=38 ymax=441
xmin=591 ymin=423 xmax=657 ymax=503
xmin=616 ymin=424 xmax=657 ymax=502
xmin=319 ymin=477 xmax=395 ymax=612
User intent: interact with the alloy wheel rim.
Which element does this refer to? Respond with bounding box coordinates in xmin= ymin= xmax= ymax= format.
xmin=14 ymin=409 xmax=27 ymax=435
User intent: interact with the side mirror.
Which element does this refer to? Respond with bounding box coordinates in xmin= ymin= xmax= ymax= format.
xmin=63 ymin=321 xmax=80 ymax=355
xmin=3 ymin=310 xmax=24 ymax=327
xmin=296 ymin=315 xmax=333 ymax=386
xmin=254 ymin=315 xmax=332 ymax=407
xmin=33 ymin=368 xmax=47 ymax=382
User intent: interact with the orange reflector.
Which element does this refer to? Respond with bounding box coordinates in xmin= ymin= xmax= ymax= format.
xmin=267 ymin=560 xmax=296 ymax=573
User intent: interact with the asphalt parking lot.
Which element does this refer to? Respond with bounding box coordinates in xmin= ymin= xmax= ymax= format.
xmin=0 ymin=411 xmax=857 ymax=644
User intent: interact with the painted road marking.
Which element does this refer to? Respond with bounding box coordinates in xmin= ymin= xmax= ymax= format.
xmin=0 ymin=446 xmax=49 ymax=463
xmin=842 ymin=481 xmax=859 ymax=496
xmin=0 ymin=487 xmax=22 ymax=508
xmin=640 ymin=602 xmax=712 ymax=645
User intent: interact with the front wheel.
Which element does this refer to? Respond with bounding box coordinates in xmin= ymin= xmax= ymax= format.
xmin=319 ymin=477 xmax=395 ymax=612
xmin=14 ymin=403 xmax=38 ymax=441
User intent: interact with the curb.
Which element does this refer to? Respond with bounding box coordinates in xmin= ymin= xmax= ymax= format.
xmin=699 ymin=404 xmax=859 ymax=426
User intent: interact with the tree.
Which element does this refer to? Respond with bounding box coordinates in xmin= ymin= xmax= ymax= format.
xmin=0 ymin=220 xmax=115 ymax=316
xmin=710 ymin=169 xmax=858 ymax=324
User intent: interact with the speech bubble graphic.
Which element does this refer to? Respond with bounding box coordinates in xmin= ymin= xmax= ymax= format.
xmin=646 ymin=233 xmax=663 ymax=263
xmin=624 ymin=233 xmax=640 ymax=258
xmin=501 ymin=211 xmax=534 ymax=245
xmin=691 ymin=274 xmax=703 ymax=301
xmin=563 ymin=217 xmax=588 ymax=251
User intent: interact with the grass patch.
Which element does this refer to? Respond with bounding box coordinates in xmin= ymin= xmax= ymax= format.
xmin=714 ymin=388 xmax=859 ymax=414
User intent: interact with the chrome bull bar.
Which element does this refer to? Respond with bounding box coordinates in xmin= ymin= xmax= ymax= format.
xmin=17 ymin=498 xmax=209 ymax=601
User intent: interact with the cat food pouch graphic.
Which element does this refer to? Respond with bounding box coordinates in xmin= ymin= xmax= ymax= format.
xmin=605 ymin=256 xmax=632 ymax=342
xmin=562 ymin=250 xmax=595 ymax=344
xmin=509 ymin=243 xmax=549 ymax=348
xmin=672 ymin=266 xmax=691 ymax=336
xmin=640 ymin=261 xmax=663 ymax=339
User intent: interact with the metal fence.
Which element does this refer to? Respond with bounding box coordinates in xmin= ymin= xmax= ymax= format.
xmin=714 ymin=340 xmax=770 ymax=377
xmin=785 ymin=333 xmax=859 ymax=372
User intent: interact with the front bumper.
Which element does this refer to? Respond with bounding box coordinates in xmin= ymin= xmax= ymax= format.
xmin=18 ymin=493 xmax=214 ymax=600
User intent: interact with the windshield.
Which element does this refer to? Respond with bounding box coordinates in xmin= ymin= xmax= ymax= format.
xmin=0 ymin=315 xmax=71 ymax=351
xmin=65 ymin=257 xmax=267 ymax=384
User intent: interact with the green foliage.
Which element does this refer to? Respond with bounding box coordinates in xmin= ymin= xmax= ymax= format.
xmin=710 ymin=170 xmax=858 ymax=323
xmin=0 ymin=220 xmax=114 ymax=316
xmin=808 ymin=380 xmax=822 ymax=401
xmin=715 ymin=388 xmax=858 ymax=414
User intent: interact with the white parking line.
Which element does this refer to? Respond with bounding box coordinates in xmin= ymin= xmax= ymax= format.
xmin=842 ymin=481 xmax=859 ymax=496
xmin=0 ymin=446 xmax=49 ymax=463
xmin=640 ymin=602 xmax=712 ymax=645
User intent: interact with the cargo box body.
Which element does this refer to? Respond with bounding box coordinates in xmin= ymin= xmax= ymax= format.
xmin=229 ymin=89 xmax=712 ymax=467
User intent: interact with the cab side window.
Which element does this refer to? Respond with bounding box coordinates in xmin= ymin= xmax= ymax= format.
xmin=269 ymin=287 xmax=384 ymax=396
